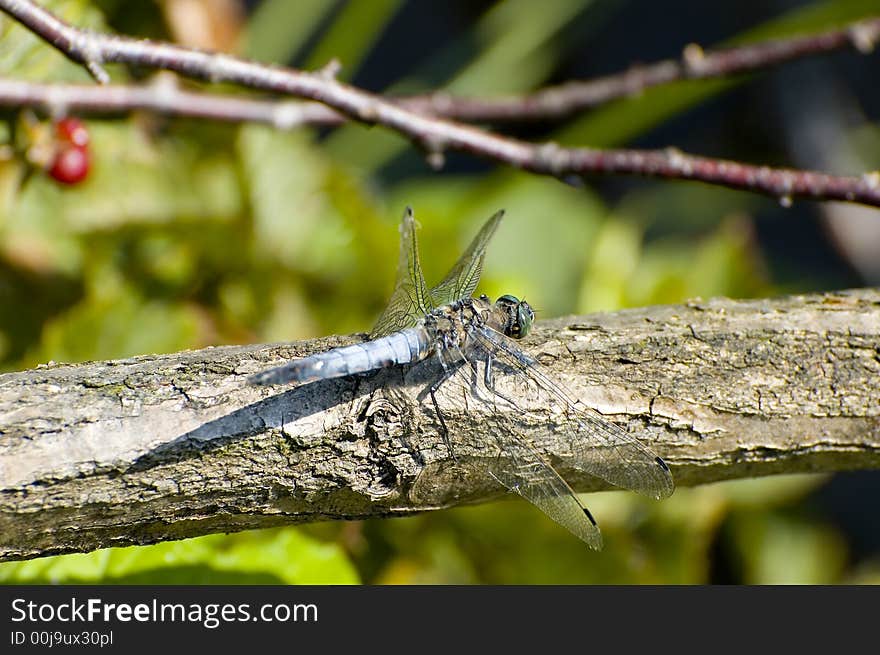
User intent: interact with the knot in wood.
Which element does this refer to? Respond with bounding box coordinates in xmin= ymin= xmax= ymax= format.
xmin=362 ymin=396 xmax=405 ymax=441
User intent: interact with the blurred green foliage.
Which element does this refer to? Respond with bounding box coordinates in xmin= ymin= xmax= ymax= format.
xmin=0 ymin=530 xmax=358 ymax=584
xmin=0 ymin=0 xmax=876 ymax=584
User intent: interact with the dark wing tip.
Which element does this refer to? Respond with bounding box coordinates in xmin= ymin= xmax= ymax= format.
xmin=248 ymin=371 xmax=273 ymax=386
xmin=582 ymin=506 xmax=598 ymax=526
xmin=653 ymin=456 xmax=675 ymax=499
xmin=248 ymin=364 xmax=298 ymax=386
xmin=581 ymin=507 xmax=603 ymax=550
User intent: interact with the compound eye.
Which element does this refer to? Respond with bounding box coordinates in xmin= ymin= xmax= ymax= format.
xmin=516 ymin=302 xmax=534 ymax=338
xmin=497 ymin=294 xmax=520 ymax=306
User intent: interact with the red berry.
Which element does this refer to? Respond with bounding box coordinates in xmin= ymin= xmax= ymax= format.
xmin=56 ymin=117 xmax=89 ymax=148
xmin=49 ymin=145 xmax=90 ymax=185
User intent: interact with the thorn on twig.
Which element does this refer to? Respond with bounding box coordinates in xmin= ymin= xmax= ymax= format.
xmin=149 ymin=72 xmax=180 ymax=109
xmin=535 ymin=142 xmax=569 ymax=175
xmin=40 ymin=87 xmax=68 ymax=121
xmin=425 ymin=149 xmax=446 ymax=170
xmin=206 ymin=53 xmax=235 ymax=83
xmin=425 ymin=91 xmax=453 ymax=115
xmin=848 ymin=21 xmax=880 ymax=54
xmin=861 ymin=171 xmax=880 ymax=190
xmin=85 ymin=60 xmax=110 ymax=84
xmin=664 ymin=146 xmax=693 ymax=175
xmin=318 ymin=58 xmax=342 ymax=80
xmin=415 ymin=135 xmax=447 ymax=170
xmin=72 ymin=31 xmax=110 ymax=84
xmin=681 ymin=43 xmax=706 ymax=77
xmin=150 ymin=71 xmax=180 ymax=90
xmin=356 ymin=100 xmax=380 ymax=124
xmin=272 ymin=101 xmax=307 ymax=130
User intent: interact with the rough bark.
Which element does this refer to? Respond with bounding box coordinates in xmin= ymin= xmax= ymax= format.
xmin=1 ymin=288 xmax=878 ymax=561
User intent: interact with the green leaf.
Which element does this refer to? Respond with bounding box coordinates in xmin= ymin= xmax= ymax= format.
xmin=241 ymin=0 xmax=338 ymax=65
xmin=32 ymin=290 xmax=202 ymax=364
xmin=302 ymin=0 xmax=405 ymax=78
xmin=727 ymin=510 xmax=847 ymax=584
xmin=237 ymin=124 xmax=352 ymax=274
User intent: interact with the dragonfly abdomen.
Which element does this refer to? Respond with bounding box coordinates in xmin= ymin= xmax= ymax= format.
xmin=250 ymin=327 xmax=432 ymax=386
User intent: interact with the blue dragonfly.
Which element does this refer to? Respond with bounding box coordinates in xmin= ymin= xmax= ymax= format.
xmin=251 ymin=207 xmax=673 ymax=549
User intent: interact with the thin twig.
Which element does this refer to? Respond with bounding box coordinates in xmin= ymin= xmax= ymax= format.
xmin=399 ymin=17 xmax=880 ymax=122
xmin=3 ymin=11 xmax=879 ymax=123
xmin=3 ymin=0 xmax=880 ymax=208
xmin=0 ymin=76 xmax=342 ymax=127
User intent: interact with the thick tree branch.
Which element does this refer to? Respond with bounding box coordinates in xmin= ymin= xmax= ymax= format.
xmin=1 ymin=289 xmax=878 ymax=561
xmin=3 ymin=1 xmax=880 ymax=207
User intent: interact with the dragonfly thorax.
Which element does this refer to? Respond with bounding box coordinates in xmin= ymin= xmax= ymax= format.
xmin=422 ymin=294 xmax=533 ymax=355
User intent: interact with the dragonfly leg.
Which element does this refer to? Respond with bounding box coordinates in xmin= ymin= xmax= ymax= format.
xmin=428 ymin=350 xmax=460 ymax=463
xmin=482 ymin=353 xmax=518 ymax=409
xmin=469 ymin=358 xmax=482 ymax=395
xmin=429 ymin=386 xmax=457 ymax=463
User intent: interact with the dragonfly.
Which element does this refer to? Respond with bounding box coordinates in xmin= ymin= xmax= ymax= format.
xmin=250 ymin=207 xmax=673 ymax=549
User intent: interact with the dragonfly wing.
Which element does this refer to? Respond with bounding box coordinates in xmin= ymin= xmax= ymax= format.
xmin=484 ymin=423 xmax=604 ymax=550
xmin=371 ymin=207 xmax=434 ymax=338
xmin=471 ymin=327 xmax=674 ymax=500
xmin=429 ymin=348 xmax=603 ymax=550
xmin=429 ymin=210 xmax=504 ymax=306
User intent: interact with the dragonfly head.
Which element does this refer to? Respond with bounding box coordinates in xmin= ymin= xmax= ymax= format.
xmin=495 ymin=294 xmax=534 ymax=339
